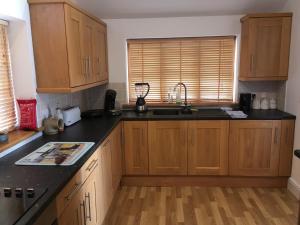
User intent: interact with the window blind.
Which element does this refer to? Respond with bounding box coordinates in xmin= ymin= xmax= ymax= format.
xmin=128 ymin=36 xmax=236 ymax=104
xmin=0 ymin=23 xmax=17 ymax=132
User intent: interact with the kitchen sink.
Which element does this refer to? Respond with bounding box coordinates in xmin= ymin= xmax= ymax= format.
xmin=152 ymin=109 xmax=180 ymax=115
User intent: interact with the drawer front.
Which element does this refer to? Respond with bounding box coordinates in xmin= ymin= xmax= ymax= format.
xmin=56 ymin=150 xmax=98 ymax=216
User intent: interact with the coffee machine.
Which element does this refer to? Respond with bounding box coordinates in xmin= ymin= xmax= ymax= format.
xmin=239 ymin=93 xmax=255 ymax=112
xmin=135 ymin=83 xmax=150 ymax=113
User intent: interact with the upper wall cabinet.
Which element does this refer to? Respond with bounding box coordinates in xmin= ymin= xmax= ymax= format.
xmin=28 ymin=0 xmax=109 ymax=93
xmin=239 ymin=13 xmax=292 ymax=81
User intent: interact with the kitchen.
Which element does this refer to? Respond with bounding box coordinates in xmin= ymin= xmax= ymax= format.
xmin=0 ymin=0 xmax=300 ymax=225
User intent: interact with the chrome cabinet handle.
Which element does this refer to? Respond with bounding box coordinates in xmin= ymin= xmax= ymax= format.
xmin=80 ymin=200 xmax=87 ymax=225
xmin=86 ymin=159 xmax=97 ymax=172
xmin=250 ymin=54 xmax=254 ymax=72
xmin=274 ymin=128 xmax=279 ymax=144
xmin=65 ymin=182 xmax=82 ymax=201
xmin=85 ymin=193 xmax=92 ymax=221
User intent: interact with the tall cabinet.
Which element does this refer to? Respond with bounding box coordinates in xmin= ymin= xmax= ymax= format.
xmin=29 ymin=0 xmax=108 ymax=93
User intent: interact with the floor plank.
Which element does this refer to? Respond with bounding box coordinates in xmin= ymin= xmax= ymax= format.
xmin=105 ymin=187 xmax=299 ymax=225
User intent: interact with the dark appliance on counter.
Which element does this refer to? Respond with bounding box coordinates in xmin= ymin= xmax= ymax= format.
xmin=0 ymin=187 xmax=48 ymax=225
xmin=135 ymin=83 xmax=150 ymax=113
xmin=239 ymin=93 xmax=255 ymax=112
xmin=104 ymin=89 xmax=117 ymax=112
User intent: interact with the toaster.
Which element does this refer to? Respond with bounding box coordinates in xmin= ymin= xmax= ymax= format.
xmin=62 ymin=106 xmax=81 ymax=126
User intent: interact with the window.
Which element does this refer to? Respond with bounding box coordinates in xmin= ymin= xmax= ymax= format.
xmin=0 ymin=22 xmax=17 ymax=132
xmin=127 ymin=36 xmax=236 ymax=104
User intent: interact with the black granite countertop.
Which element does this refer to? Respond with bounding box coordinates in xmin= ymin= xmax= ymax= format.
xmin=0 ymin=108 xmax=296 ymax=225
xmin=122 ymin=108 xmax=296 ymax=120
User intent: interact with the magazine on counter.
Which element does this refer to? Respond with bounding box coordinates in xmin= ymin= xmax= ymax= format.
xmin=15 ymin=142 xmax=95 ymax=166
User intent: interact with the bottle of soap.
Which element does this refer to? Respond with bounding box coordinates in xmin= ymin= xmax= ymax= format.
xmin=176 ymin=89 xmax=181 ymax=105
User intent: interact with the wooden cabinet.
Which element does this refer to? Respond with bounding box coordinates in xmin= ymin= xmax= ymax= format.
xmin=124 ymin=121 xmax=149 ymax=175
xmin=188 ymin=121 xmax=229 ymax=175
xmin=92 ymin=22 xmax=108 ymax=83
xmin=239 ymin=13 xmax=292 ymax=81
xmin=111 ymin=124 xmax=123 ymax=192
xmin=29 ymin=1 xmax=108 ymax=93
xmin=229 ymin=120 xmax=281 ymax=176
xmin=279 ymin=120 xmax=295 ymax=176
xmin=57 ymin=188 xmax=83 ymax=225
xmin=148 ymin=121 xmax=188 ymax=175
xmin=98 ymin=139 xmax=113 ymax=217
xmin=57 ymin=153 xmax=100 ymax=225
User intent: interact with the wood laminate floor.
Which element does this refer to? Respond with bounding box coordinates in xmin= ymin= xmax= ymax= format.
xmin=105 ymin=186 xmax=299 ymax=225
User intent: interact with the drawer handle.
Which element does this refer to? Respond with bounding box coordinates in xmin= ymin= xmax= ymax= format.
xmin=85 ymin=193 xmax=92 ymax=221
xmin=65 ymin=182 xmax=81 ymax=201
xmin=80 ymin=200 xmax=87 ymax=225
xmin=86 ymin=159 xmax=97 ymax=172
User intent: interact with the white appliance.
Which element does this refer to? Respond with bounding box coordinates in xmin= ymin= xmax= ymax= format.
xmin=62 ymin=106 xmax=81 ymax=126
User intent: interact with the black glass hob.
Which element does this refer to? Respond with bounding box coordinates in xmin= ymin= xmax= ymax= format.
xmin=0 ymin=187 xmax=47 ymax=225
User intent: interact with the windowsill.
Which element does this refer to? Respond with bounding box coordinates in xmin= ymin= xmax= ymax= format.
xmin=0 ymin=130 xmax=36 ymax=153
xmin=122 ymin=102 xmax=237 ymax=109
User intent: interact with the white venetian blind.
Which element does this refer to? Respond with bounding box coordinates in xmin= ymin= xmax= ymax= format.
xmin=128 ymin=36 xmax=236 ymax=104
xmin=0 ymin=22 xmax=17 ymax=132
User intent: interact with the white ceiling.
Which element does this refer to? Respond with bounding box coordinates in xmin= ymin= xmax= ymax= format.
xmin=72 ymin=0 xmax=288 ymax=19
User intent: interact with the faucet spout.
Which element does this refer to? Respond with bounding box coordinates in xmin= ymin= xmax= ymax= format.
xmin=174 ymin=82 xmax=188 ymax=107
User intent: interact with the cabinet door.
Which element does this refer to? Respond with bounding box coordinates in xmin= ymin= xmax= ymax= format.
xmin=188 ymin=121 xmax=229 ymax=175
xmin=279 ymin=120 xmax=295 ymax=176
xmin=148 ymin=121 xmax=188 ymax=175
xmin=111 ymin=124 xmax=122 ymax=192
xmin=92 ymin=22 xmax=108 ymax=82
xmin=99 ymin=140 xmax=113 ymax=216
xmin=124 ymin=121 xmax=149 ymax=175
xmin=81 ymin=14 xmax=94 ymax=84
xmin=58 ymin=188 xmax=83 ymax=225
xmin=64 ymin=5 xmax=85 ymax=87
xmin=82 ymin=164 xmax=100 ymax=225
xmin=229 ymin=120 xmax=281 ymax=176
xmin=249 ymin=17 xmax=292 ymax=79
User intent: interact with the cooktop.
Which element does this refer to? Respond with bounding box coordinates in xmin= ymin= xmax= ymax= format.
xmin=0 ymin=187 xmax=47 ymax=225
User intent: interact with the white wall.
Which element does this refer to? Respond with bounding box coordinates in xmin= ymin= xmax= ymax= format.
xmin=0 ymin=0 xmax=37 ymax=99
xmin=104 ymin=16 xmax=242 ymax=102
xmin=0 ymin=0 xmax=88 ymax=126
xmin=284 ymin=0 xmax=300 ymax=199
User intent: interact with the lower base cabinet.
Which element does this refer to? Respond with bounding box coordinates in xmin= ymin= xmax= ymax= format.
xmin=57 ymin=163 xmax=100 ymax=225
xmin=57 ymin=125 xmax=122 ymax=225
xmin=229 ymin=120 xmax=282 ymax=176
xmin=188 ymin=121 xmax=229 ymax=175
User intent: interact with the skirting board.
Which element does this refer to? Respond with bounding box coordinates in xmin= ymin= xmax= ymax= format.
xmin=121 ymin=176 xmax=288 ymax=187
xmin=288 ymin=177 xmax=300 ymax=200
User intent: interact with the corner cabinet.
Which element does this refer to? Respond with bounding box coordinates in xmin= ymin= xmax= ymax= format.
xmin=29 ymin=0 xmax=108 ymax=93
xmin=239 ymin=13 xmax=292 ymax=81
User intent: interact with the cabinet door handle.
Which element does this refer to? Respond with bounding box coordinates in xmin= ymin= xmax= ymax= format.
xmin=80 ymin=200 xmax=87 ymax=225
xmin=88 ymin=56 xmax=92 ymax=77
xmin=85 ymin=193 xmax=92 ymax=221
xmin=86 ymin=159 xmax=97 ymax=172
xmin=65 ymin=182 xmax=81 ymax=201
xmin=250 ymin=54 xmax=254 ymax=72
xmin=274 ymin=128 xmax=279 ymax=144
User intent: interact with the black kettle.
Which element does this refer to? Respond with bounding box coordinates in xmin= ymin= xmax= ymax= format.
xmin=135 ymin=83 xmax=150 ymax=113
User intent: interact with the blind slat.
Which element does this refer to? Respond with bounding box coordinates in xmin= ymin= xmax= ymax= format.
xmin=0 ymin=24 xmax=17 ymax=132
xmin=128 ymin=36 xmax=235 ymax=104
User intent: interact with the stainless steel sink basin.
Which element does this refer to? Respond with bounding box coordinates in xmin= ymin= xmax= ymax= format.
xmin=152 ymin=109 xmax=180 ymax=115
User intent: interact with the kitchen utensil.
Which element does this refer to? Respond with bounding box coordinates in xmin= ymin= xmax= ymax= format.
xmin=135 ymin=83 xmax=150 ymax=113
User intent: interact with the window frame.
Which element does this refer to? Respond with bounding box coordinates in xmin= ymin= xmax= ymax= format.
xmin=127 ymin=36 xmax=237 ymax=105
